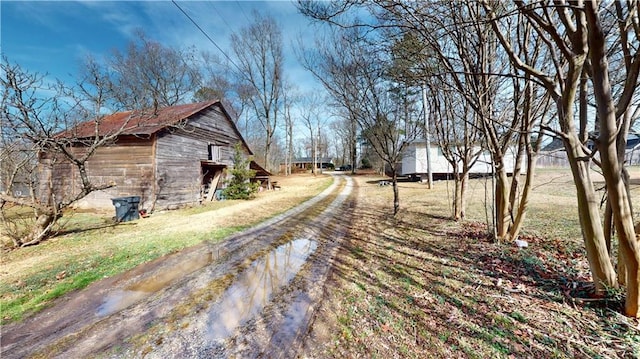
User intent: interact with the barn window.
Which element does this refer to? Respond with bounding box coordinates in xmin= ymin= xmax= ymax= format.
xmin=208 ymin=144 xmax=222 ymax=162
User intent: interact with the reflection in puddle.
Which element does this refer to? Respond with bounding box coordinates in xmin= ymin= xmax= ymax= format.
xmin=96 ymin=251 xmax=213 ymax=316
xmin=96 ymin=289 xmax=149 ymax=317
xmin=206 ymin=238 xmax=317 ymax=341
xmin=281 ymin=292 xmax=312 ymax=339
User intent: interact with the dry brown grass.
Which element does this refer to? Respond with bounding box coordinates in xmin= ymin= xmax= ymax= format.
xmin=0 ymin=173 xmax=332 ymax=323
xmin=4 ymin=168 xmax=640 ymax=357
xmin=304 ymin=168 xmax=640 ymax=358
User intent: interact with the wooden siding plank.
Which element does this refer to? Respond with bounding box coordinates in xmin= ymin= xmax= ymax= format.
xmin=47 ymin=137 xmax=155 ymax=209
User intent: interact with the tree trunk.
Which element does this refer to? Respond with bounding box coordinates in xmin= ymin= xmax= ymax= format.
xmin=605 ymin=171 xmax=639 ymax=316
xmin=507 ymin=154 xmax=537 ymax=242
xmin=460 ymin=170 xmax=469 ymax=221
xmin=604 ymin=200 xmax=613 ymax=255
xmin=392 ymin=170 xmax=399 ymax=216
xmin=614 ymin=112 xmax=634 ymax=287
xmin=453 ymin=169 xmax=470 ymax=221
xmin=494 ymin=167 xmax=510 ymax=241
xmin=453 ymin=172 xmax=462 ymax=220
xmin=22 ymin=209 xmax=58 ymax=247
xmin=264 ymin=138 xmax=271 ymax=172
xmin=508 ymin=129 xmax=526 ymax=218
xmin=564 ymin=134 xmax=617 ymax=294
xmin=617 ymin=167 xmax=634 ymax=286
xmin=586 ymin=0 xmax=640 ymax=317
xmin=351 ymin=118 xmax=358 ymax=174
xmin=265 ymin=115 xmax=273 ymax=171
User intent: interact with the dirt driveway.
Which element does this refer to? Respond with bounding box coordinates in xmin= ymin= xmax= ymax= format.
xmin=1 ymin=174 xmax=356 ymax=358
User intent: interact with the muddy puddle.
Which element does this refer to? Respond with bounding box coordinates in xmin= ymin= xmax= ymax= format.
xmin=206 ymin=237 xmax=317 ymax=341
xmin=97 ymin=251 xmax=213 ymax=316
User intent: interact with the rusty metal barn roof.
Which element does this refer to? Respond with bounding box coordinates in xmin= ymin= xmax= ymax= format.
xmin=59 ymin=100 xmax=220 ymax=138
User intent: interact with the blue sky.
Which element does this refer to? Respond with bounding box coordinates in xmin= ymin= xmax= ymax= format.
xmin=1 ymin=0 xmax=323 ymax=93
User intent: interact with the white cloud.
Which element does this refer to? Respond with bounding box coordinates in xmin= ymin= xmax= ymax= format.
xmin=3 ymin=0 xmax=330 ymax=122
xmin=77 ymin=1 xmax=147 ymax=39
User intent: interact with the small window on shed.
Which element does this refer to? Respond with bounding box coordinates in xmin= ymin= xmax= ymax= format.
xmin=208 ymin=144 xmax=222 ymax=162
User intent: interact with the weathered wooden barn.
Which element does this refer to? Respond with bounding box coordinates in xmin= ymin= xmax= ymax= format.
xmin=41 ymin=100 xmax=257 ymax=211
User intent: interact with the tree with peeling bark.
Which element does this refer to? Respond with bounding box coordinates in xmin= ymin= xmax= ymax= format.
xmin=407 ymin=1 xmax=554 ymax=242
xmin=481 ymin=0 xmax=640 ymax=317
xmin=299 ymin=0 xmax=551 ymax=241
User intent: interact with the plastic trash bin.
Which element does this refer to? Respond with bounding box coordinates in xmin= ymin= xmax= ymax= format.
xmin=111 ymin=196 xmax=140 ymax=222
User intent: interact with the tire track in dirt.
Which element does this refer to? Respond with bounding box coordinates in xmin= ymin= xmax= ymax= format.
xmin=1 ymin=174 xmax=353 ymax=359
xmin=209 ymin=175 xmax=356 ymax=358
xmin=105 ymin=174 xmax=355 ymax=358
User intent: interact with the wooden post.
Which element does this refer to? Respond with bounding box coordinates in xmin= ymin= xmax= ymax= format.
xmin=206 ymin=171 xmax=222 ymax=201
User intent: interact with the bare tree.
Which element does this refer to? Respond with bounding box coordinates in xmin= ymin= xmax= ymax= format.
xmin=301 ymin=26 xmax=422 ymax=214
xmin=230 ymin=12 xmax=284 ymax=171
xmin=300 ymin=93 xmax=326 ymax=174
xmin=430 ymin=83 xmax=483 ymax=220
xmin=386 ymin=29 xmax=486 ymax=220
xmin=281 ymin=85 xmax=296 ymax=176
xmin=196 ymin=52 xmax=232 ymax=102
xmin=481 ymin=0 xmax=640 ymax=317
xmin=300 ymin=0 xmax=525 ymax=236
xmin=300 ymin=0 xmax=640 ymax=317
xmin=298 ymin=30 xmax=359 ymax=174
xmin=422 ymin=1 xmax=516 ymax=241
xmin=196 ymin=50 xmax=250 ymax=122
xmin=0 ymin=59 xmax=135 ymax=246
xmin=108 ymin=31 xmax=201 ymax=110
xmin=373 ymin=1 xmax=553 ymax=244
xmin=328 ymin=116 xmax=352 ymax=168
xmin=0 ymin=30 xmax=201 ymax=247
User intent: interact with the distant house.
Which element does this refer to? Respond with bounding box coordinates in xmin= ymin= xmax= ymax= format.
xmin=537 ymin=133 xmax=640 ymax=167
xmin=281 ymin=157 xmax=334 ymax=172
xmin=0 ymin=145 xmax=34 ymax=198
xmin=626 ymin=134 xmax=640 ymax=165
xmin=536 ymin=137 xmax=568 ymax=167
xmin=41 ymin=100 xmax=261 ymax=211
xmin=401 ymin=140 xmax=520 ymax=178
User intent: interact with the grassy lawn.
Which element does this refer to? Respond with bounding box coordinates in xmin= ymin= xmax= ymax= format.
xmin=304 ymin=167 xmax=640 ymax=358
xmin=3 ymin=167 xmax=640 ymax=358
xmin=0 ymin=174 xmax=333 ymax=324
